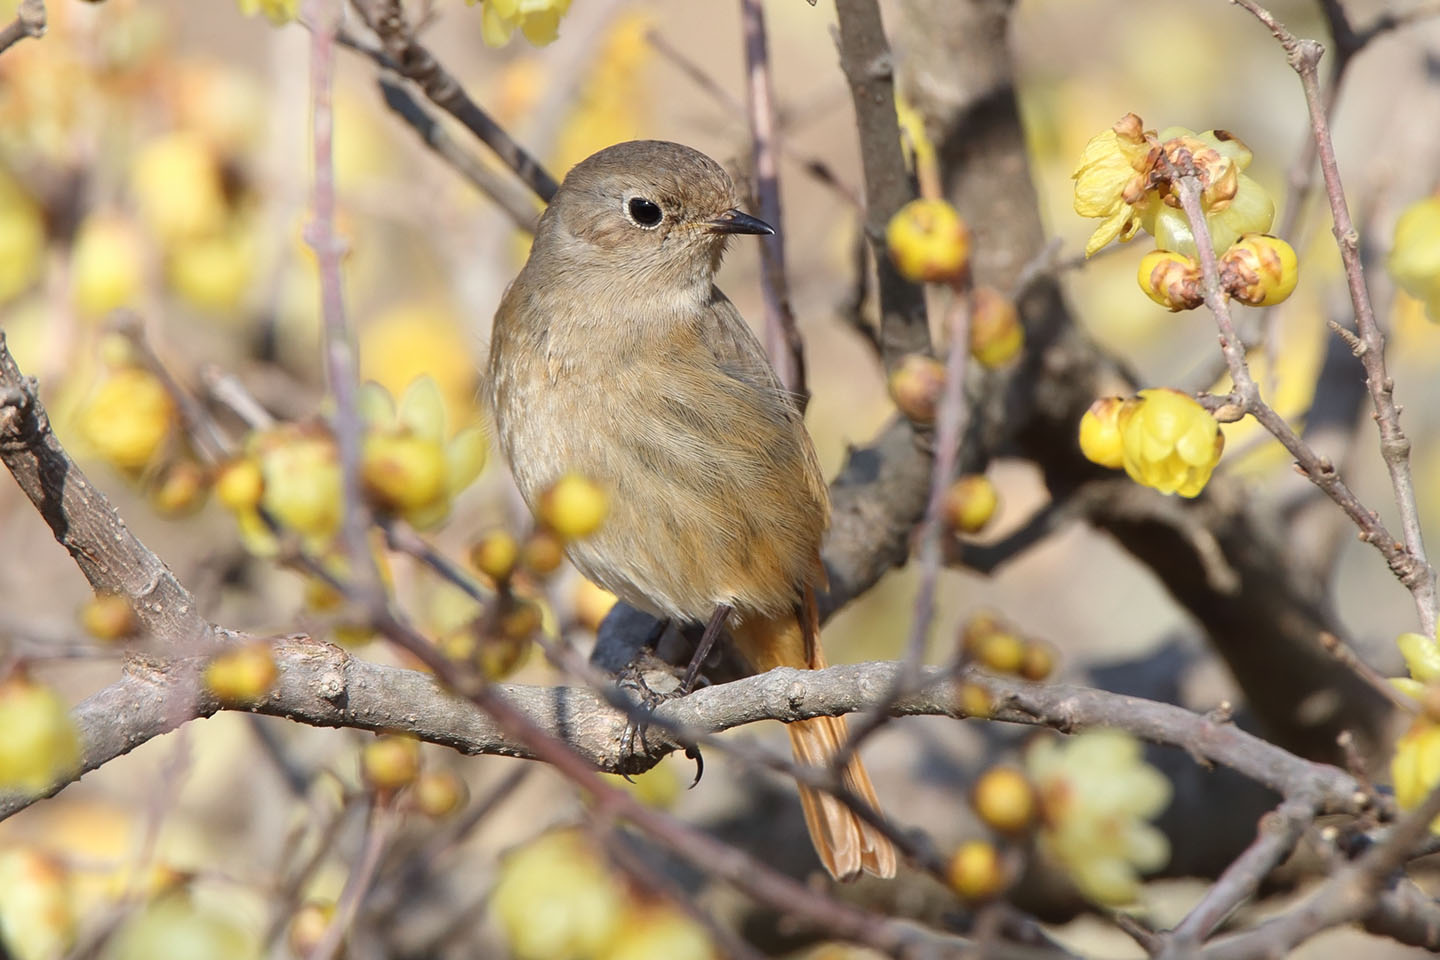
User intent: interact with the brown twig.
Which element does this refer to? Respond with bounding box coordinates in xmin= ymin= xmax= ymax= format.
xmin=1232 ymin=0 xmax=1435 ymax=637
xmin=349 ymin=0 xmax=559 ymax=202
xmin=1165 ymin=153 xmax=1424 ymax=637
xmin=740 ymin=0 xmax=807 ymax=405
xmin=374 ymin=77 xmax=540 ymax=232
xmin=0 ymin=0 xmax=44 ymax=56
xmin=1163 ymin=794 xmax=1320 ymax=950
xmin=306 ymin=799 xmax=394 ymax=960
xmin=836 ymin=291 xmax=970 ymax=767
xmin=305 ymin=0 xmax=380 ymax=598
xmin=1196 ymin=781 xmax=1440 ymax=958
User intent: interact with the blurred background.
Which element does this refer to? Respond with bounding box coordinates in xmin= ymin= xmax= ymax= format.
xmin=2 ymin=0 xmax=1440 ymax=956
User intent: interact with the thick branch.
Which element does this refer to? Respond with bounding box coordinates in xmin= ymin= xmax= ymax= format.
xmin=834 ymin=0 xmax=932 ymax=371
xmin=0 ymin=332 xmax=217 ymax=649
xmin=0 ymin=640 xmax=1367 ymax=823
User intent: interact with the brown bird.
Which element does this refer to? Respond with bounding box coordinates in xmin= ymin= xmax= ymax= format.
xmin=487 ymin=140 xmax=896 ymax=880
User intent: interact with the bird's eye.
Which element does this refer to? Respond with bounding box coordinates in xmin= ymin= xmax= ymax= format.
xmin=626 ymin=196 xmax=663 ymax=228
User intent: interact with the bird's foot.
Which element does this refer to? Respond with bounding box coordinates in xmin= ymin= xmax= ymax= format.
xmin=614 ymin=653 xmax=704 ymax=786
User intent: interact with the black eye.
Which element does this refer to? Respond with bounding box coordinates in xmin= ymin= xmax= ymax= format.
xmin=627 ymin=196 xmax=663 ymax=227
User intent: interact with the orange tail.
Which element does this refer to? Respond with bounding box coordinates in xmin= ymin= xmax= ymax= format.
xmin=733 ymin=592 xmax=897 ymax=881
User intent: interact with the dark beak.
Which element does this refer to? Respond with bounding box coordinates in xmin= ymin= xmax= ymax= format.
xmin=706 ymin=208 xmax=775 ymax=236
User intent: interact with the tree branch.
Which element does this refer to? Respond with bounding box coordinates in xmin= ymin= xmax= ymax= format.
xmin=0 ymin=0 xmax=44 ymax=57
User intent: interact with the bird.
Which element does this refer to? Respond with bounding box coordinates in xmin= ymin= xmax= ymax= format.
xmin=486 ymin=139 xmax=896 ymax=880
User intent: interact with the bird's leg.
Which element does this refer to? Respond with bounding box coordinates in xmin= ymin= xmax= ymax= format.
xmin=616 ymin=604 xmax=732 ymax=785
xmin=680 ymin=603 xmax=733 ymax=694
xmin=616 ymin=616 xmax=674 ymax=775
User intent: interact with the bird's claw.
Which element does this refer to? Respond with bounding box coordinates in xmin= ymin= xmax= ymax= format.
xmin=614 ymin=657 xmax=704 ymax=785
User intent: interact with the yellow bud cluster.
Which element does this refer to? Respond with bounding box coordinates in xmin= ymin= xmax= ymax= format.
xmin=1080 ymin=389 xmax=1224 ymax=498
xmin=960 ymin=611 xmax=1056 ymax=681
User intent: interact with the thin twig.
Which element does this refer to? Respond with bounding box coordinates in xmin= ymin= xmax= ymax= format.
xmin=1165 ymin=151 xmax=1422 ymax=637
xmin=306 ymin=799 xmax=394 ymax=960
xmin=0 ymin=0 xmax=44 ymax=57
xmin=350 ymin=0 xmax=559 ymax=202
xmin=375 ymin=76 xmax=539 ymax=233
xmin=305 ymin=0 xmax=379 ymax=598
xmin=1229 ymin=0 xmax=1437 ymax=636
xmin=740 ymin=0 xmax=807 ymax=405
xmin=836 ymin=290 xmax=967 ymax=768
xmin=1164 ymin=794 xmax=1320 ymax=950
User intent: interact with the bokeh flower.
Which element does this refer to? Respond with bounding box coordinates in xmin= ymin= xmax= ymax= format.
xmin=1389 ymin=194 xmax=1440 ymax=321
xmin=79 ymin=367 xmax=175 ymax=472
xmin=490 ymin=829 xmax=626 ymax=960
xmin=0 ymin=675 xmax=81 ymax=793
xmin=1389 ymin=627 xmax=1440 ymax=826
xmin=1027 ymin=730 xmax=1171 ymax=905
xmin=470 ymin=0 xmax=573 ymax=47
xmin=1116 ymin=388 xmax=1224 ymax=497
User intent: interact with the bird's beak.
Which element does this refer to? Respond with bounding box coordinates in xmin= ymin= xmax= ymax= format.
xmin=706 ymin=208 xmax=775 ymax=236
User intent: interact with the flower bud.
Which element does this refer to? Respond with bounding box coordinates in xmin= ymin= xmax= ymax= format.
xmin=942 ymin=474 xmax=999 ymax=534
xmin=1221 ymin=233 xmax=1299 ymax=307
xmin=80 ymin=368 xmax=175 ymax=471
xmin=886 ymin=198 xmax=971 ymax=284
xmin=968 ymin=287 xmax=1024 ymax=368
xmin=150 ymin=459 xmax=210 ymax=517
xmin=287 ymin=902 xmax=335 ymax=958
xmin=1136 ymin=249 xmax=1202 ymax=311
xmin=958 ymin=682 xmax=992 ymax=718
xmin=361 ymin=734 xmax=421 ymax=793
xmin=362 ymin=430 xmax=448 ymax=515
xmin=71 ymin=215 xmax=144 ymax=319
xmin=976 ymin=631 xmax=1025 ymax=674
xmin=1020 ymin=641 xmax=1056 ymax=682
xmin=521 ymin=530 xmax=566 ymax=576
xmin=888 ymin=354 xmax=945 ymax=424
xmin=470 ymin=531 xmax=520 ymax=583
xmin=972 ymin=767 xmax=1038 ymax=835
xmin=214 ymin=457 xmax=263 ymax=512
xmin=947 ymin=840 xmax=1007 ymax=901
xmin=1078 ymin=396 xmax=1126 ymax=469
xmin=0 ymin=676 xmax=81 ymax=792
xmin=413 ymin=770 xmax=468 ymax=818
xmin=573 ymin=580 xmax=618 ymax=633
xmin=80 ymin=592 xmax=139 ymax=642
xmin=538 ymin=473 xmax=609 ymax=541
xmin=203 ymin=642 xmax=278 ymax=705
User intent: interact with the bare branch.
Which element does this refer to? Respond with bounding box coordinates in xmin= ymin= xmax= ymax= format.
xmin=0 ymin=0 xmax=44 ymax=57
xmin=349 ymin=0 xmax=559 ymax=202
xmin=740 ymin=0 xmax=807 ymax=404
xmin=0 ymin=639 xmax=1367 ymax=825
xmin=834 ymin=0 xmax=931 ymax=371
xmin=0 ymin=332 xmax=217 ymax=649
xmin=1232 ymin=0 xmax=1436 ymax=636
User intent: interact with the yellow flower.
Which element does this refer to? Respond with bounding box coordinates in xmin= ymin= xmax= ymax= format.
xmin=254 ymin=426 xmax=344 ymax=545
xmin=0 ymin=676 xmax=81 ymax=793
xmin=130 ymin=132 xmax=227 ymax=245
xmin=0 ymin=848 xmax=75 ymax=960
xmin=968 ymin=286 xmax=1024 ymax=368
xmin=1116 ymin=388 xmax=1224 ymax=498
xmin=599 ymin=903 xmax=715 ymax=960
xmin=79 ymin=368 xmax=175 ymax=471
xmin=1027 ymin=730 xmax=1171 ymax=906
xmin=167 ymin=223 xmax=256 ymax=314
xmin=1389 ymin=194 xmax=1440 ymax=321
xmin=473 ymin=0 xmax=573 ymax=47
xmin=491 ymin=829 xmax=625 ymax=960
xmin=1072 ymin=113 xmax=1156 ymax=257
xmin=886 ymin=198 xmax=971 ymax=283
xmin=0 ymin=172 xmax=45 ymax=304
xmin=357 ymin=377 xmax=487 ymax=528
xmin=71 ymin=214 xmax=145 ymax=319
xmin=1143 ymin=129 xmax=1274 ymax=258
xmin=1136 ymin=249 xmax=1202 ymax=312
xmin=1393 ymin=720 xmax=1440 ymax=821
xmin=1222 ymin=234 xmax=1299 ymax=307
xmin=235 ymin=0 xmax=299 ymax=25
xmin=1078 ymin=397 xmax=1125 ymax=469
